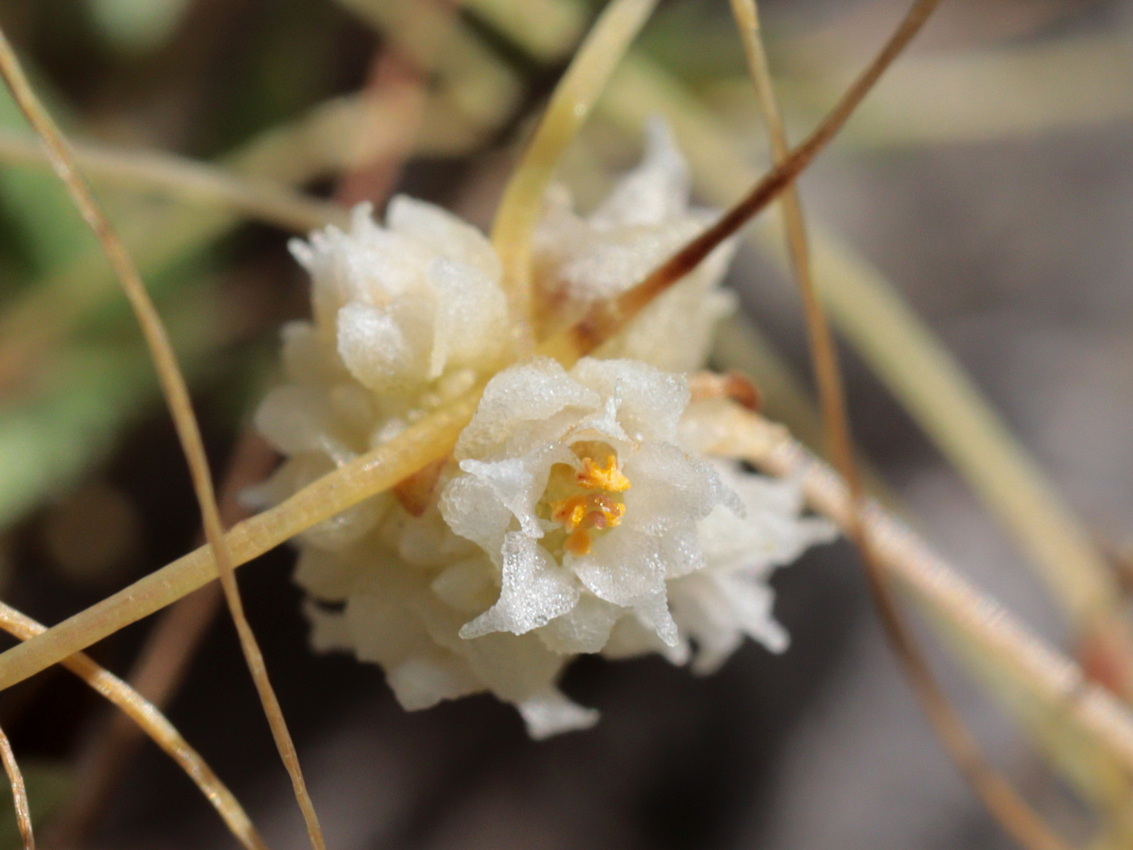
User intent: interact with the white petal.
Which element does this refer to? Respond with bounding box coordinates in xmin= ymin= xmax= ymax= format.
xmin=622 ymin=443 xmax=721 ymax=533
xmin=590 ymin=118 xmax=690 ymax=228
xmin=602 ymin=610 xmax=688 ymax=663
xmin=455 ymin=358 xmax=598 ymax=460
xmin=303 ymin=602 xmax=354 ymax=654
xmin=671 ymin=571 xmax=789 ymax=675
xmin=446 ymin=631 xmax=568 ymax=704
xmin=440 ymin=448 xmax=570 ymax=558
xmin=600 ymin=278 xmax=735 ymax=373
xmin=538 ymin=594 xmax=622 ymax=655
xmin=387 ymin=195 xmax=500 ymax=281
xmin=279 ymin=320 xmax=345 ymax=385
xmin=457 ymin=457 xmax=543 ymax=537
xmin=431 ymin=557 xmax=497 ymax=614
xmin=254 ymin=384 xmax=350 ymax=462
xmin=336 ymin=300 xmax=431 ymax=394
xmin=294 ymin=545 xmax=357 ymax=601
xmin=386 ymin=656 xmax=481 ymax=710
xmin=575 ymin=528 xmax=667 ymax=606
xmin=518 ymin=689 xmax=599 ymax=739
xmin=429 ymin=255 xmax=508 ymax=367
xmin=634 ymin=591 xmax=681 ymax=648
xmin=460 ymin=533 xmax=579 ymax=638
xmin=570 ymin=358 xmax=688 ymax=443
xmin=658 ymin=524 xmax=707 ymax=579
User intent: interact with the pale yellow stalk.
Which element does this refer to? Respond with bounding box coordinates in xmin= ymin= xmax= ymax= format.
xmin=489 ymin=0 xmax=656 ymax=330
xmin=0 ymin=601 xmax=265 ymax=850
xmin=0 ymin=388 xmax=482 ymax=690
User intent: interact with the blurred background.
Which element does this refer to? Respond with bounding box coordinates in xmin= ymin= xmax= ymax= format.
xmin=0 ymin=0 xmax=1130 ymax=847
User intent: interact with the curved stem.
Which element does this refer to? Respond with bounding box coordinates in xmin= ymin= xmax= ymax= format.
xmin=0 ymin=602 xmax=265 ymax=850
xmin=0 ymin=26 xmax=324 ymax=849
xmin=0 ymin=721 xmax=34 ymax=850
xmin=730 ymin=3 xmax=1070 ymax=849
xmin=707 ymin=402 xmax=1133 ymax=783
xmin=490 ymin=0 xmax=656 ymax=333
xmin=0 ymin=388 xmax=481 ymax=691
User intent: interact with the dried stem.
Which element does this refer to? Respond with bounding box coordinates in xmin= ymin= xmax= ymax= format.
xmin=704 ymin=402 xmax=1133 ymax=785
xmin=0 ymin=25 xmax=324 ymax=850
xmin=0 ymin=130 xmax=341 ymax=233
xmin=731 ymin=3 xmax=1070 ymax=848
xmin=0 ymin=602 xmax=265 ymax=849
xmin=0 ymin=721 xmax=34 ymax=850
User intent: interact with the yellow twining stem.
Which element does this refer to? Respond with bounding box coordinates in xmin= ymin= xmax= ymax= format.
xmin=0 ymin=389 xmax=481 ymax=691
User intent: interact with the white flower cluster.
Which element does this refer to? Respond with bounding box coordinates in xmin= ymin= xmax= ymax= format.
xmin=252 ymin=125 xmax=835 ymax=737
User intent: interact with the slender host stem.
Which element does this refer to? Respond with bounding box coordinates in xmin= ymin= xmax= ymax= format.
xmin=0 ymin=25 xmax=324 ymax=850
xmin=0 ymin=130 xmax=342 ymax=233
xmin=45 ymin=430 xmax=277 ymax=848
xmin=705 ymin=402 xmax=1133 ymax=783
xmin=490 ymin=0 xmax=656 ymax=335
xmin=732 ymin=3 xmax=1071 ymax=848
xmin=0 ymin=721 xmax=34 ymax=850
xmin=0 ymin=602 xmax=265 ymax=850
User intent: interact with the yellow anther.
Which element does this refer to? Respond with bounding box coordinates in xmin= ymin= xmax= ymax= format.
xmin=577 ymin=454 xmax=631 ymax=493
xmin=549 ymin=493 xmax=626 ymax=556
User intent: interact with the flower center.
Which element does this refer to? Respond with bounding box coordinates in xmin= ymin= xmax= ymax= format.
xmin=544 ymin=443 xmax=631 ymax=557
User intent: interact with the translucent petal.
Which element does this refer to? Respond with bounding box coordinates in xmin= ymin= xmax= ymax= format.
xmin=518 ymin=689 xmax=599 ymax=740
xmin=570 ymin=358 xmax=688 ymax=443
xmin=537 ymin=594 xmax=622 ymax=655
xmin=460 ymin=532 xmax=579 ymax=638
xmin=303 ymin=602 xmax=354 ymax=654
xmin=387 ymin=194 xmax=500 ymax=281
xmin=294 ymin=545 xmax=357 ymax=601
xmin=576 ymin=527 xmax=667 ymax=606
xmin=387 ymin=656 xmax=481 ymax=711
xmin=336 ymin=300 xmax=430 ymax=394
xmin=590 ymin=118 xmax=690 ymax=228
xmin=254 ymin=384 xmax=347 ymax=461
xmin=455 ymin=359 xmax=599 ymax=460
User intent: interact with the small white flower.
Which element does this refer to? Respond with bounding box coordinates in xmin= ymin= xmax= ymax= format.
xmin=534 ymin=119 xmax=737 ymax=372
xmin=295 ymin=196 xmax=509 ymax=396
xmin=440 ymin=357 xmax=738 ymax=649
xmin=274 ymin=356 xmax=835 ymax=737
xmin=249 ymin=196 xmax=511 ymax=547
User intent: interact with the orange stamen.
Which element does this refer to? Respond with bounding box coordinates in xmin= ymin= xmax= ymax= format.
xmin=577 ymin=454 xmax=631 ymax=492
xmin=550 ymin=493 xmax=626 ymax=556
